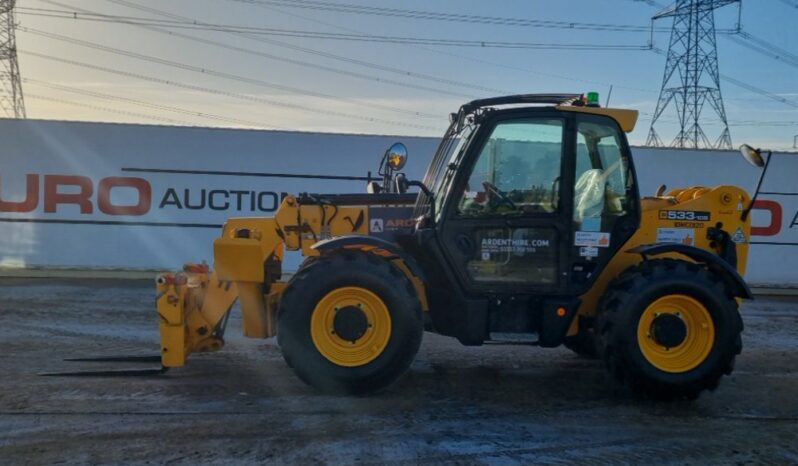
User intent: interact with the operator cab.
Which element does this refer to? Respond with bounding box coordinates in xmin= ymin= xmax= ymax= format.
xmin=402 ymin=93 xmax=641 ymax=345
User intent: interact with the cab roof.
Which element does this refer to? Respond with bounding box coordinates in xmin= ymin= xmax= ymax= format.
xmin=457 ymin=93 xmax=639 ymax=133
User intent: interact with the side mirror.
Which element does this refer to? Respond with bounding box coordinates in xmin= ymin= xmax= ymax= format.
xmin=739 ymin=144 xmax=765 ymax=168
xmin=385 ymin=142 xmax=408 ymax=171
xmin=738 ymin=143 xmax=772 ymax=221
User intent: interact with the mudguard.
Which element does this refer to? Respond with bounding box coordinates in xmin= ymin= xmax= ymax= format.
xmin=627 ymin=243 xmax=753 ymax=299
xmin=312 ymin=235 xmax=426 ymax=282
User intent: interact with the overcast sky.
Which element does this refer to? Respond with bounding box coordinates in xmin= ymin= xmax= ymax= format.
xmin=12 ymin=0 xmax=798 ymax=149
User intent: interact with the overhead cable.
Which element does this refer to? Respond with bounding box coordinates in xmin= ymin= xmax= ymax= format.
xmin=226 ymin=0 xmax=675 ymax=32
xmin=21 ymin=50 xmax=441 ymax=131
xmin=725 ymin=31 xmax=798 ymax=70
xmin=20 ymin=26 xmax=440 ymax=119
xmin=24 ymin=78 xmax=286 ymax=129
xmin=16 ymin=7 xmax=653 ymax=50
xmin=25 ymin=93 xmax=201 ymax=127
xmin=649 ymin=48 xmax=798 ymax=110
xmin=233 ymin=0 xmax=659 ymax=94
xmin=50 ymin=0 xmax=495 ymax=97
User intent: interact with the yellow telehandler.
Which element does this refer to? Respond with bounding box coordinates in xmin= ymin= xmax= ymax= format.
xmin=56 ymin=93 xmax=769 ymax=399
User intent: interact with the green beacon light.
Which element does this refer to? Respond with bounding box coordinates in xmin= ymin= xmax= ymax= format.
xmin=586 ymin=91 xmax=600 ymax=107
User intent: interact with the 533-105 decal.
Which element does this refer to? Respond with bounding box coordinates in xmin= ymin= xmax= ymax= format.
xmin=659 ymin=210 xmax=711 ymax=222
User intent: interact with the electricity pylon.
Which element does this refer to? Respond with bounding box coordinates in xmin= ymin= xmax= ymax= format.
xmin=0 ymin=0 xmax=24 ymax=118
xmin=646 ymin=0 xmax=739 ymax=149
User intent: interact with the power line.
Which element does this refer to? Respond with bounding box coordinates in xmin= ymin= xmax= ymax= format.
xmin=16 ymin=7 xmax=653 ymax=50
xmin=24 ymin=78 xmax=287 ymax=129
xmin=728 ymin=120 xmax=798 ymax=127
xmin=648 ymin=40 xmax=798 ymax=131
xmin=240 ymin=0 xmax=661 ymax=94
xmin=735 ymin=31 xmax=798 ymax=61
xmin=105 ymin=0 xmax=798 ymax=108
xmin=25 ymin=93 xmax=201 ymax=126
xmin=719 ymin=74 xmax=798 ymax=109
xmin=725 ymin=31 xmax=798 ymax=70
xmin=226 ymin=0 xmax=674 ymax=32
xmin=19 ymin=26 xmax=441 ymax=119
xmin=104 ymin=0 xmax=658 ymax=100
xmin=21 ymin=50 xmax=440 ymax=132
xmin=625 ymin=0 xmax=668 ymax=8
xmin=29 ymin=0 xmax=794 ymax=136
xmin=52 ymin=0 xmax=496 ymax=97
xmin=227 ymin=0 xmax=737 ymax=34
xmin=777 ymin=0 xmax=798 ymax=8
xmin=115 ymin=0 xmax=657 ymax=98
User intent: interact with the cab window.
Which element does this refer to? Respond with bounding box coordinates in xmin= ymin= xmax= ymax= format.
xmin=573 ymin=120 xmax=630 ymax=230
xmin=457 ymin=118 xmax=563 ymax=217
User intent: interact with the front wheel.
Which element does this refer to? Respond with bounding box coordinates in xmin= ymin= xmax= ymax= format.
xmin=597 ymin=259 xmax=743 ymax=399
xmin=277 ymin=250 xmax=423 ymax=395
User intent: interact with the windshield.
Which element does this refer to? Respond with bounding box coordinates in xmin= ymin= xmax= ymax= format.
xmin=414 ymin=120 xmax=476 ymax=220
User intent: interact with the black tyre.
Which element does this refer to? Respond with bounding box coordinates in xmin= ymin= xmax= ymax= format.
xmin=597 ymin=259 xmax=743 ymax=400
xmin=277 ymin=250 xmax=423 ymax=395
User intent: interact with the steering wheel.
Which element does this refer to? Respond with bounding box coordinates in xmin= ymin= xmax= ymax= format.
xmin=482 ymin=181 xmax=516 ymax=210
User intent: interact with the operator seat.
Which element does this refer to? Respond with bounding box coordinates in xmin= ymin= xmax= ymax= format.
xmin=574 ymin=169 xmax=606 ymax=222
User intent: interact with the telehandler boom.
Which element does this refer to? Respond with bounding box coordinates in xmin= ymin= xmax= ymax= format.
xmin=78 ymin=94 xmax=764 ymax=399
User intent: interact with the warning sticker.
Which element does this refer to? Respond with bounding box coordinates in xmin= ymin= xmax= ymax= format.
xmin=579 ymin=246 xmax=599 ymax=258
xmin=574 ymin=231 xmax=611 ymax=248
xmin=731 ymin=227 xmax=746 ymax=243
xmin=657 ymin=228 xmax=695 ymax=246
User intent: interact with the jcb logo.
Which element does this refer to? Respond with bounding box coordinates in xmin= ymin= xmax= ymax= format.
xmin=0 ymin=174 xmax=152 ymax=215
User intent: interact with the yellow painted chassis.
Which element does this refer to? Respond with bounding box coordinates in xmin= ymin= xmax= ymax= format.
xmin=156 ymin=185 xmax=751 ymax=368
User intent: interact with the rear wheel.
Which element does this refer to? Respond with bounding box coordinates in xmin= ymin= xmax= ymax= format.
xmin=277 ymin=250 xmax=423 ymax=394
xmin=597 ymin=259 xmax=743 ymax=400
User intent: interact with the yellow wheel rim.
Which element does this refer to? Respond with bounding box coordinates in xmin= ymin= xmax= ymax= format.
xmin=310 ymin=286 xmax=392 ymax=367
xmin=637 ymin=294 xmax=715 ymax=373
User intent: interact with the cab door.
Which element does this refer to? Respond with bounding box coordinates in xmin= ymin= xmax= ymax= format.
xmin=436 ymin=113 xmax=574 ymax=294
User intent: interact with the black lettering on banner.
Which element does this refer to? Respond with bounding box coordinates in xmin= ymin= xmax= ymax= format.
xmin=159 ymin=188 xmax=182 ymax=209
xmin=157 ymin=188 xmax=283 ymax=212
xmin=184 ymin=188 xmax=206 ymax=210
xmin=791 ymin=210 xmax=798 ymax=229
xmin=208 ymin=190 xmax=230 ymax=210
xmin=230 ymin=190 xmax=248 ymax=210
xmin=258 ymin=192 xmax=278 ymax=212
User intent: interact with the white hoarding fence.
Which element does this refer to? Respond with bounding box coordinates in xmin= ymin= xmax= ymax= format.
xmin=0 ymin=119 xmax=436 ymax=272
xmin=0 ymin=119 xmax=796 ymax=287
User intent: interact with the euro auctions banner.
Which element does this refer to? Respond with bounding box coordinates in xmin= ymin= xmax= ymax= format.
xmin=0 ymin=119 xmax=796 ymax=287
xmin=0 ymin=119 xmax=437 ymax=272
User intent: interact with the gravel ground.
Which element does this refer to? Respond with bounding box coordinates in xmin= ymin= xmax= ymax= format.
xmin=0 ymin=278 xmax=796 ymax=465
